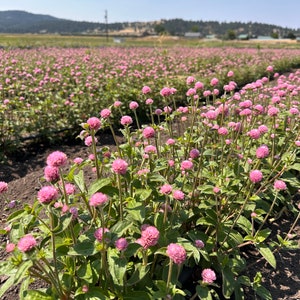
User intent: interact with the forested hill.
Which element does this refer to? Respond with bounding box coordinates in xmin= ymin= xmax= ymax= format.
xmin=0 ymin=10 xmax=298 ymax=38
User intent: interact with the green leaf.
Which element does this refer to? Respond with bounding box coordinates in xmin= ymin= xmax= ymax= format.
xmin=0 ymin=261 xmax=14 ymax=275
xmin=222 ymin=267 xmax=235 ymax=299
xmin=107 ymin=248 xmax=127 ymax=287
xmin=236 ymin=215 xmax=252 ymax=235
xmin=127 ymin=263 xmax=150 ymax=286
xmin=257 ymin=244 xmax=276 ymax=269
xmin=196 ymin=285 xmax=212 ymax=300
xmin=0 ymin=275 xmax=15 ymax=299
xmin=52 ymin=214 xmax=73 ymax=234
xmin=255 ymin=228 xmax=271 ymax=243
xmin=7 ymin=209 xmax=27 ymax=222
xmin=254 ymin=285 xmax=272 ymax=300
xmin=69 ymin=241 xmax=97 ymax=256
xmin=74 ymin=170 xmax=85 ymax=193
xmin=14 ymin=260 xmax=33 ymax=284
xmin=110 ymin=219 xmax=133 ymax=236
xmin=23 ymin=290 xmax=54 ymax=300
xmin=77 ymin=262 xmax=94 ymax=283
xmin=126 ymin=198 xmax=145 ymax=223
xmin=88 ymin=178 xmax=112 ymax=197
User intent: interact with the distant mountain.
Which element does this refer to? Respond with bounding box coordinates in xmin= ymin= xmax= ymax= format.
xmin=0 ymin=10 xmax=298 ymax=38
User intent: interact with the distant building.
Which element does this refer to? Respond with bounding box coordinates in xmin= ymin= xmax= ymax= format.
xmin=255 ymin=36 xmax=275 ymax=40
xmin=184 ymin=32 xmax=202 ymax=38
xmin=205 ymin=34 xmax=216 ymax=39
xmin=237 ymin=34 xmax=249 ymax=40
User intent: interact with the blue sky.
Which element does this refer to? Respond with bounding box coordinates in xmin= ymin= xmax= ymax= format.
xmin=1 ymin=0 xmax=299 ymax=29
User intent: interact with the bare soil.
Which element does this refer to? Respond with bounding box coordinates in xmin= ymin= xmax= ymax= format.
xmin=0 ymin=134 xmax=299 ymax=300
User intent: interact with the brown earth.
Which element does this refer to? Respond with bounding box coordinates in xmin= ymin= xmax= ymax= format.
xmin=0 ymin=134 xmax=299 ymax=300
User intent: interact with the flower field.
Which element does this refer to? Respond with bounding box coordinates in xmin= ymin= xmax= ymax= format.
xmin=0 ymin=45 xmax=300 ymax=299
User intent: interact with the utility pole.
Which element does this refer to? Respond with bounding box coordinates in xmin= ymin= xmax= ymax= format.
xmin=105 ymin=10 xmax=108 ymax=42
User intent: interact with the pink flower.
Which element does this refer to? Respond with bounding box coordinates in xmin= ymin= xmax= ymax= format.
xmin=195 ymin=240 xmax=205 ymax=248
xmin=114 ymin=100 xmax=122 ymax=107
xmin=180 ymin=160 xmax=193 ymax=171
xmin=129 ymin=101 xmax=139 ymax=110
xmin=100 ymin=108 xmax=111 ymax=119
xmin=65 ymin=183 xmax=76 ymax=195
xmin=44 ymin=166 xmax=59 ymax=182
xmin=258 ymin=125 xmax=268 ymax=134
xmin=143 ymin=126 xmax=155 ymax=139
xmin=166 ymin=243 xmax=186 ymax=264
xmin=202 ymin=268 xmax=216 ymax=284
xmin=84 ymin=136 xmax=96 ymax=147
xmin=173 ymin=190 xmax=185 ymax=201
xmin=295 ymin=141 xmax=300 ymax=147
xmin=186 ymin=88 xmax=196 ymax=96
xmin=46 ymin=151 xmax=67 ymax=167
xmin=189 ymin=149 xmax=200 ymax=159
xmin=0 ymin=181 xmax=8 ymax=194
xmin=186 ymin=76 xmax=195 ymax=85
xmin=112 ymin=158 xmax=128 ymax=175
xmin=6 ymin=243 xmax=15 ymax=253
xmin=38 ymin=186 xmax=59 ymax=204
xmin=144 ymin=145 xmax=157 ymax=154
xmin=145 ymin=98 xmax=153 ymax=105
xmin=115 ymin=238 xmax=128 ymax=251
xmin=87 ymin=117 xmax=101 ymax=131
xmin=142 ymin=86 xmax=151 ymax=94
xmin=218 ymin=127 xmax=228 ymax=135
xmin=210 ymin=77 xmax=219 ymax=86
xmin=160 ymin=87 xmax=172 ymax=97
xmin=94 ymin=227 xmax=109 ymax=242
xmin=120 ymin=115 xmax=133 ymax=126
xmin=69 ymin=207 xmax=78 ymax=219
xmin=205 ymin=110 xmax=218 ymax=120
xmin=160 ymin=184 xmax=172 ymax=194
xmin=247 ymin=129 xmax=261 ymax=140
xmin=194 ymin=81 xmax=204 ymax=90
xmin=89 ymin=192 xmax=108 ymax=206
xmin=249 ymin=170 xmax=263 ymax=183
xmin=203 ymin=90 xmax=211 ymax=97
xmin=166 ymin=138 xmax=175 ymax=145
xmin=273 ymin=180 xmax=287 ymax=190
xmin=267 ymin=107 xmax=279 ymax=117
xmin=17 ymin=234 xmax=37 ymax=252
xmin=136 ymin=225 xmax=160 ymax=249
xmin=213 ymin=186 xmax=220 ymax=193
xmin=227 ymin=70 xmax=234 ymax=77
xmin=256 ymin=145 xmax=269 ymax=159
xmin=266 ymin=65 xmax=274 ymax=72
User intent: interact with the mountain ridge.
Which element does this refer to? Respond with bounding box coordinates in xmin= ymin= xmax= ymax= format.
xmin=0 ymin=10 xmax=298 ymax=37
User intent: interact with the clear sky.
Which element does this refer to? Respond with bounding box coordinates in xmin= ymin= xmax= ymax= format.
xmin=1 ymin=0 xmax=299 ymax=29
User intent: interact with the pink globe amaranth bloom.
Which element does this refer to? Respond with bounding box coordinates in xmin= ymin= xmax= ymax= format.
xmin=100 ymin=108 xmax=111 ymax=119
xmin=194 ymin=81 xmax=204 ymax=90
xmin=17 ymin=234 xmax=37 ymax=252
xmin=256 ymin=145 xmax=269 ymax=159
xmin=0 ymin=181 xmax=8 ymax=194
xmin=202 ymin=268 xmax=216 ymax=284
xmin=166 ymin=138 xmax=175 ymax=145
xmin=129 ymin=101 xmax=139 ymax=110
xmin=136 ymin=225 xmax=160 ymax=249
xmin=218 ymin=127 xmax=228 ymax=135
xmin=266 ymin=65 xmax=274 ymax=72
xmin=87 ymin=117 xmax=101 ymax=131
xmin=180 ymin=160 xmax=193 ymax=171
xmin=195 ymin=240 xmax=205 ymax=248
xmin=120 ymin=115 xmax=133 ymax=126
xmin=46 ymin=151 xmax=67 ymax=167
xmin=112 ymin=158 xmax=128 ymax=175
xmin=274 ymin=180 xmax=287 ymax=191
xmin=168 ymin=160 xmax=175 ymax=167
xmin=267 ymin=106 xmax=279 ymax=117
xmin=114 ymin=100 xmax=122 ymax=107
xmin=203 ymin=90 xmax=211 ymax=97
xmin=144 ymin=145 xmax=157 ymax=154
xmin=289 ymin=107 xmax=299 ymax=115
xmin=69 ymin=207 xmax=78 ymax=219
xmin=163 ymin=106 xmax=172 ymax=114
xmin=37 ymin=186 xmax=59 ymax=204
xmin=166 ymin=243 xmax=186 ymax=265
xmin=155 ymin=108 xmax=163 ymax=115
xmin=205 ymin=110 xmax=218 ymax=120
xmin=89 ymin=192 xmax=108 ymax=206
xmin=227 ymin=70 xmax=234 ymax=77
xmin=160 ymin=87 xmax=172 ymax=97
xmin=258 ymin=125 xmax=268 ymax=134
xmin=6 ymin=243 xmax=16 ymax=253
xmin=143 ymin=126 xmax=155 ymax=139
xmin=186 ymin=88 xmax=196 ymax=96
xmin=247 ymin=129 xmax=261 ymax=140
xmin=115 ymin=237 xmax=128 ymax=251
xmin=137 ymin=168 xmax=150 ymax=177
xmin=142 ymin=85 xmax=151 ymax=94
xmin=249 ymin=170 xmax=263 ymax=183
xmin=94 ymin=227 xmax=109 ymax=242
xmin=160 ymin=184 xmax=172 ymax=194
xmin=65 ymin=183 xmax=76 ymax=195
xmin=145 ymin=98 xmax=153 ymax=105
xmin=189 ymin=148 xmax=200 ymax=159
xmin=186 ymin=76 xmax=195 ymax=85
xmin=210 ymin=77 xmax=219 ymax=86
xmin=173 ymin=190 xmax=185 ymax=201
xmin=84 ymin=135 xmax=97 ymax=147
xmin=213 ymin=186 xmax=220 ymax=193
xmin=295 ymin=140 xmax=300 ymax=147
xmin=44 ymin=165 xmax=59 ymax=182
